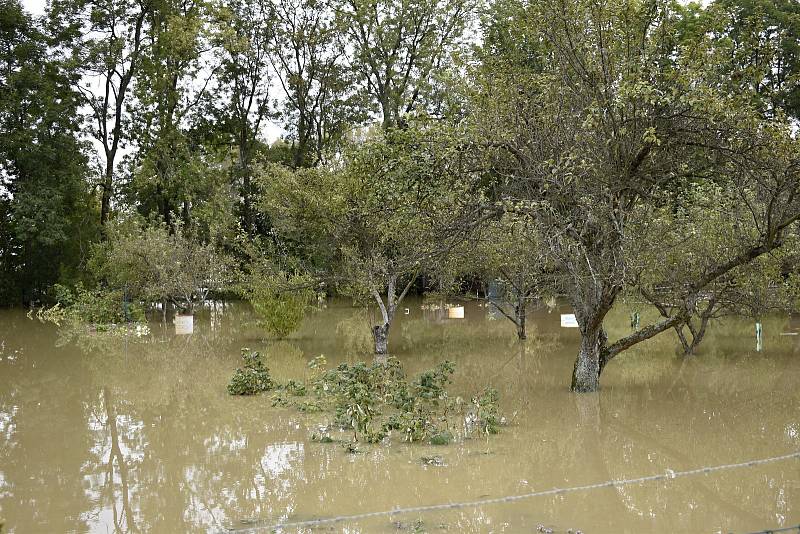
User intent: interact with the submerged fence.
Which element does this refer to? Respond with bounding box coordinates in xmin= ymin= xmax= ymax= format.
xmin=743 ymin=527 xmax=800 ymax=534
xmin=218 ymin=450 xmax=800 ymax=533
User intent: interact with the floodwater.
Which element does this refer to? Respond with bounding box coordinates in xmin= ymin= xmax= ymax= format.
xmin=0 ymin=300 xmax=798 ymax=533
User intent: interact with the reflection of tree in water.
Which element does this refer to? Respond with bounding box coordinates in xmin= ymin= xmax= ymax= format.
xmin=0 ymin=322 xmax=94 ymax=532
xmin=3 ymin=305 xmax=800 ymax=532
xmin=100 ymin=387 xmax=138 ymax=533
xmin=78 ymin=327 xmax=310 ymax=531
xmin=335 ymin=309 xmax=373 ymax=357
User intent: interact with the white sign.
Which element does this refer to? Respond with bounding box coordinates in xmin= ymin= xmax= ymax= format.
xmin=174 ymin=314 xmax=194 ymax=335
xmin=448 ymin=306 xmax=465 ymax=319
xmin=560 ymin=314 xmax=579 ymax=328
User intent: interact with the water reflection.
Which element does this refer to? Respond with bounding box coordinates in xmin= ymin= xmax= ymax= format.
xmin=0 ymin=302 xmax=798 ymax=532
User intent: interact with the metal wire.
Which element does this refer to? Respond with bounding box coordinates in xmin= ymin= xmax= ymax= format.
xmin=219 ymin=450 xmax=800 ymax=533
xmin=740 ymin=527 xmax=800 ymax=534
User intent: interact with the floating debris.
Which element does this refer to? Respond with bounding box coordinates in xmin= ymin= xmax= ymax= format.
xmin=420 ymin=455 xmax=446 ymax=466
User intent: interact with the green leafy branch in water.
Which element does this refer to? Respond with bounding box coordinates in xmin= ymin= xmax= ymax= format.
xmin=469 ymin=387 xmax=502 ymax=434
xmin=28 ymin=284 xmax=149 ymax=347
xmin=227 ymin=348 xmax=274 ymax=395
xmin=231 ymin=352 xmax=504 ymax=446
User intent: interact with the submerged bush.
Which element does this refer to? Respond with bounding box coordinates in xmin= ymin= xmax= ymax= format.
xmin=263 ymin=357 xmax=502 ymax=445
xmin=226 ymin=350 xmax=503 ymax=445
xmin=429 ymin=430 xmax=454 ymax=445
xmin=471 ymin=387 xmax=501 ymax=434
xmin=33 ymin=283 xmax=145 ymax=326
xmin=253 ymin=292 xmax=307 ymax=338
xmin=248 ymin=272 xmax=316 ymax=338
xmin=227 ymin=348 xmax=273 ymax=395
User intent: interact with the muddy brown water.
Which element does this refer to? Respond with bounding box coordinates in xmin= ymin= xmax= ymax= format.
xmin=0 ymin=300 xmax=798 ymax=533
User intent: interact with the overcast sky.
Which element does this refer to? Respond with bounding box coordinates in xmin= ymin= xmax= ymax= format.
xmin=22 ymin=0 xmax=44 ymax=15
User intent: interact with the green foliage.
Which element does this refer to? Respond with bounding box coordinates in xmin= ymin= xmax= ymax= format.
xmin=0 ymin=0 xmax=99 ymax=305
xmin=227 ymin=348 xmax=273 ymax=395
xmin=91 ymin=218 xmax=230 ymax=313
xmin=429 ymin=430 xmax=454 ymax=445
xmin=471 ymin=387 xmax=501 ymax=434
xmin=34 ymin=283 xmax=144 ymax=326
xmin=258 ymin=121 xmax=473 ymax=354
xmin=252 ymin=293 xmax=307 ymax=338
xmin=263 ymin=356 xmax=498 ymax=445
xmin=249 ymin=273 xmax=314 ymax=338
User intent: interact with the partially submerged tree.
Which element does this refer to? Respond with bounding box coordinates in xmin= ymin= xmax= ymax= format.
xmin=261 ymin=122 xmax=470 ymax=354
xmin=457 ymin=213 xmax=554 ymax=340
xmin=93 ymin=219 xmax=230 ymax=316
xmin=636 ymin=192 xmax=800 ymax=356
xmin=474 ymin=0 xmax=800 ymax=391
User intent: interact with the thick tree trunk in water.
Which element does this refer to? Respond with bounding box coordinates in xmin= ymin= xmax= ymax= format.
xmin=571 ymin=324 xmax=607 ymax=392
xmin=370 ymin=272 xmax=417 ymax=356
xmin=372 ymin=323 xmax=389 ymax=355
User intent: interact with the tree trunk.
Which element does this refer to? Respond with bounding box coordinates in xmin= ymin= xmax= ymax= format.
xmin=100 ymin=167 xmax=113 ymax=226
xmin=182 ymin=200 xmax=190 ymax=227
xmin=372 ymin=323 xmax=389 ymax=355
xmin=675 ymin=304 xmax=714 ymax=356
xmin=571 ymin=323 xmax=607 ymax=392
xmin=515 ymin=298 xmax=526 ymax=340
xmin=675 ymin=325 xmax=693 ymax=355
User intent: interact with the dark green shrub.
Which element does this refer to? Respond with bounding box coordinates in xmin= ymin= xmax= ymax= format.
xmin=227 ymin=348 xmax=273 ymax=395
xmin=429 ymin=430 xmax=454 ymax=445
xmin=246 ymin=356 xmax=503 ymax=447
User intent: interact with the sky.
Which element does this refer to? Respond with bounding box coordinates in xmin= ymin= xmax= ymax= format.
xmin=22 ymin=0 xmax=44 ymax=15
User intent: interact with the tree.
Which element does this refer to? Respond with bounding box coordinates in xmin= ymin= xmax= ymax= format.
xmin=635 ymin=188 xmax=800 ymax=355
xmin=129 ymin=0 xmax=216 ymax=231
xmin=51 ymin=0 xmax=152 ymax=226
xmin=0 ymin=0 xmax=98 ymax=304
xmin=454 ymin=213 xmax=555 ymax=340
xmin=334 ymin=0 xmax=474 ymax=128
xmin=473 ymin=0 xmax=800 ymax=392
xmin=680 ymin=0 xmax=800 ymax=120
xmin=210 ymin=0 xmax=274 ymax=234
xmin=269 ymin=0 xmax=364 ymax=168
xmin=261 ymin=122 xmax=470 ymax=354
xmin=92 ymin=218 xmax=230 ymax=316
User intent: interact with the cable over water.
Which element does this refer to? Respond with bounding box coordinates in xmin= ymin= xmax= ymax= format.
xmin=219 ymin=450 xmax=800 ymax=533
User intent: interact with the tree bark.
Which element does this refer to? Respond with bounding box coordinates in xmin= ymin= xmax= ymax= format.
xmin=372 ymin=323 xmax=389 ymax=355
xmin=100 ymin=165 xmax=113 ymax=226
xmin=571 ymin=322 xmax=607 ymax=392
xmin=515 ymin=297 xmax=527 ymax=340
xmin=369 ymin=271 xmax=417 ymax=355
xmin=678 ymin=311 xmax=712 ymax=356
